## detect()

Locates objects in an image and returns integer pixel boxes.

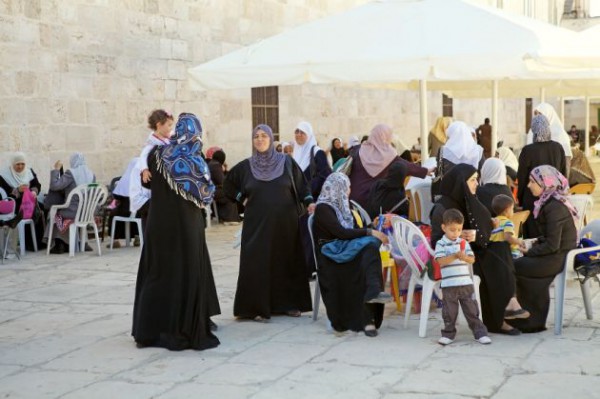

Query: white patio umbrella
[188,0,582,159]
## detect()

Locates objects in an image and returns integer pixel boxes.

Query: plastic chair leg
[404,274,417,329]
[29,222,37,252]
[135,220,143,248]
[580,279,594,320]
[18,222,25,256]
[419,277,435,338]
[92,225,101,256]
[312,276,320,321]
[554,268,567,335]
[69,225,77,257]
[390,264,402,312]
[124,222,131,247]
[110,218,117,250]
[79,226,87,253]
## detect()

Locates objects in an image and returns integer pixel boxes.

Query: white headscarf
[442,121,483,169]
[0,152,34,188]
[292,121,321,171]
[69,153,95,186]
[497,147,518,171]
[526,102,572,157]
[480,158,507,185]
[112,158,138,197]
[348,136,360,149]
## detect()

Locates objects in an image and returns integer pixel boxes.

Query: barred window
[251,86,279,141]
[442,93,453,117]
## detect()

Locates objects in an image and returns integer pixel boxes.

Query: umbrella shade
[189,0,579,91]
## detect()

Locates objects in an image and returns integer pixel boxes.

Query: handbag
[20,188,36,219]
[286,159,307,217]
[575,260,600,284]
[430,146,447,198]
[321,236,381,263]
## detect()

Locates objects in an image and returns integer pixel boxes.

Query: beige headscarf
[430,116,453,144]
[358,124,397,177]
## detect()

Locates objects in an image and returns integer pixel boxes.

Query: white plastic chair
[350,200,372,226]
[570,194,593,231]
[110,211,143,250]
[46,184,108,257]
[0,195,18,263]
[553,244,600,335]
[410,183,434,224]
[391,216,481,338]
[307,214,322,321]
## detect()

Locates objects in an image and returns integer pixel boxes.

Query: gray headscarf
[249,124,286,181]
[317,173,354,229]
[69,153,95,186]
[531,114,552,143]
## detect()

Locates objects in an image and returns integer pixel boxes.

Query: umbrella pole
[539,87,546,103]
[559,97,565,125]
[419,79,428,162]
[491,80,498,156]
[585,96,591,156]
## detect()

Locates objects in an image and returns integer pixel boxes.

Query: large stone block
[167,59,186,80]
[14,71,37,95]
[68,101,87,124]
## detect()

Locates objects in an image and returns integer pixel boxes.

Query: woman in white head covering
[292,121,331,197]
[442,121,484,170]
[0,152,41,207]
[44,153,96,254]
[477,158,514,215]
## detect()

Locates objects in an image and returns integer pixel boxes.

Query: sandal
[286,309,302,317]
[504,308,530,320]
[364,325,378,337]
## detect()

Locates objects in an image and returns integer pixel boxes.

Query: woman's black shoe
[49,240,66,255]
[497,327,521,336]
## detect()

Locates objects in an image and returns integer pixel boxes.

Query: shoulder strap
[309,145,317,179]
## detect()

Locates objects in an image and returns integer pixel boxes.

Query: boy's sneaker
[438,337,454,345]
[477,336,492,345]
[366,292,394,304]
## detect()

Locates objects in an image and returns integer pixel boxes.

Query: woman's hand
[371,229,389,244]
[17,184,28,193]
[307,203,316,214]
[142,169,152,183]
[461,230,476,242]
[54,160,63,170]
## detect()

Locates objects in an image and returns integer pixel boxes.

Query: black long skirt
[476,242,516,333]
[317,241,384,332]
[507,252,566,333]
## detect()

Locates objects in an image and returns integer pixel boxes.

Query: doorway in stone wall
[252,86,280,141]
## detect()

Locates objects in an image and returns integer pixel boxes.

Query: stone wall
[0,0,557,189]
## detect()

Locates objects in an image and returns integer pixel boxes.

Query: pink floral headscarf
[530,165,578,228]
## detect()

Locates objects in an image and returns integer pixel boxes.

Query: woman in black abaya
[132,113,220,351]
[225,124,313,320]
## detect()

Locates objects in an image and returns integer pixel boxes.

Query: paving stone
[0,369,102,399]
[117,356,225,384]
[493,373,600,398]
[195,362,291,386]
[61,380,174,399]
[156,382,260,399]
[521,337,600,375]
[228,341,330,368]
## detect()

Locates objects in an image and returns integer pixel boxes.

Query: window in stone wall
[525,98,533,132]
[442,93,453,117]
[252,86,280,141]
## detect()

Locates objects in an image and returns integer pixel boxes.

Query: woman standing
[428,116,453,157]
[225,124,313,320]
[293,121,331,198]
[517,114,566,238]
[510,165,578,333]
[526,103,572,169]
[314,173,390,337]
[348,124,429,209]
[132,113,220,351]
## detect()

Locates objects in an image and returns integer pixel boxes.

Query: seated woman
[313,173,390,337]
[476,158,513,216]
[0,152,43,250]
[366,162,408,219]
[508,165,578,333]
[44,153,96,254]
[208,150,240,225]
[569,145,595,188]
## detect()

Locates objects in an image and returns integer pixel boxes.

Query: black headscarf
[330,138,347,165]
[438,163,492,248]
[367,161,407,217]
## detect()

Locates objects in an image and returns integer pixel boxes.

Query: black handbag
[575,259,600,284]
[286,159,307,217]
[430,146,445,198]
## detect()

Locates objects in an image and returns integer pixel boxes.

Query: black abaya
[313,204,384,332]
[224,157,312,318]
[132,148,220,351]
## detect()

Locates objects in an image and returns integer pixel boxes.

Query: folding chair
[509,210,530,238]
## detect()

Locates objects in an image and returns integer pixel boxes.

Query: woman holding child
[509,165,578,333]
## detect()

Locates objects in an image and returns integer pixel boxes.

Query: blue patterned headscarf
[156,113,215,207]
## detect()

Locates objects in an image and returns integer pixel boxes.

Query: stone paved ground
[2,159,600,398]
